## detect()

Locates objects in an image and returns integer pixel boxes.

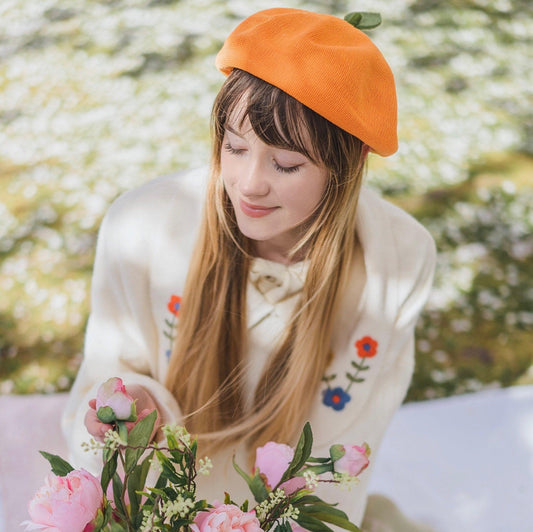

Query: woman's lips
[239,199,278,218]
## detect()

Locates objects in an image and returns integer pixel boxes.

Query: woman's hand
[84,384,161,442]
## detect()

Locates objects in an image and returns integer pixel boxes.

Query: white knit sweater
[62,166,436,526]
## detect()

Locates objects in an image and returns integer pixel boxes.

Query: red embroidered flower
[167,295,182,316]
[355,336,378,358]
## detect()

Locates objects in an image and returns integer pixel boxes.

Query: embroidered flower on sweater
[321,335,378,411]
[322,387,351,411]
[355,335,378,358]
[167,295,182,316]
[164,295,181,360]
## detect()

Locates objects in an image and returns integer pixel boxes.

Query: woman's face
[220,114,328,264]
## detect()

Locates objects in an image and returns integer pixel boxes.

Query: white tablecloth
[1,386,532,531]
[368,386,533,531]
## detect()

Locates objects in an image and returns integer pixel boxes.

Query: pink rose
[334,444,370,477]
[254,442,305,494]
[96,377,137,422]
[191,503,262,532]
[25,469,103,532]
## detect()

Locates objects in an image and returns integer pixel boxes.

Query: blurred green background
[0,0,531,399]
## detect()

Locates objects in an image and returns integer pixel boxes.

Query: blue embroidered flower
[322,387,351,411]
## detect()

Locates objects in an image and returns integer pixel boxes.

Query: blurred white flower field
[0,0,531,398]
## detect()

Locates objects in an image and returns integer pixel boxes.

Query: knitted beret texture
[216,8,398,156]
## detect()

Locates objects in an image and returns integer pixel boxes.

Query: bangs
[212,69,365,184]
[214,69,323,164]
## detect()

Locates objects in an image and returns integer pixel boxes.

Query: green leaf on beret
[344,12,382,30]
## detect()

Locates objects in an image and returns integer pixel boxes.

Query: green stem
[117,451,134,532]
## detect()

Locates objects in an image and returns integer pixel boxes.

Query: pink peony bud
[96,377,137,422]
[334,443,370,477]
[25,469,103,532]
[191,503,262,532]
[254,442,306,494]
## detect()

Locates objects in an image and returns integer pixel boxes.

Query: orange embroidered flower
[355,336,378,358]
[167,295,182,316]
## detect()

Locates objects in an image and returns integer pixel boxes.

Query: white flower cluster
[280,503,300,521]
[103,428,127,452]
[149,454,163,474]
[159,495,195,520]
[333,472,361,491]
[81,437,104,455]
[198,456,213,476]
[162,423,192,451]
[303,470,319,490]
[255,488,299,522]
[140,509,162,532]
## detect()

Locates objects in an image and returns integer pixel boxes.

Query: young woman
[62,8,436,529]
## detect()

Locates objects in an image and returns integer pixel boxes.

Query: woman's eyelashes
[273,160,300,174]
[223,142,301,174]
[223,142,246,156]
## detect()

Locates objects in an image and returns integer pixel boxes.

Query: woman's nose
[238,160,269,197]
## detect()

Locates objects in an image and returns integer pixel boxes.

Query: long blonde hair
[165,69,367,452]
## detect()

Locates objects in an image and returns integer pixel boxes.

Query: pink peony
[25,469,103,532]
[254,442,306,494]
[96,377,136,422]
[191,503,262,532]
[334,444,370,477]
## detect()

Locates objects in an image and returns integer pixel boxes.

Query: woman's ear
[361,144,370,160]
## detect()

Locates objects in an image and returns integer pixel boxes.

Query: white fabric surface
[1,386,531,531]
[368,385,533,532]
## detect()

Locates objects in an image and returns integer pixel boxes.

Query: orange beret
[216,8,398,157]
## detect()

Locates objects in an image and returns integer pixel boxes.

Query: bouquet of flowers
[24,378,370,532]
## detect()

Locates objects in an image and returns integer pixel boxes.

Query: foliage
[35,418,364,531]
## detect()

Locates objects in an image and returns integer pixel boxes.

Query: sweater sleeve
[61,190,182,475]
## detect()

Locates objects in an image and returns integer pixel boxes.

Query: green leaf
[91,507,105,530]
[232,456,269,503]
[112,473,128,520]
[39,451,75,476]
[304,506,360,531]
[295,512,335,532]
[350,361,369,371]
[307,456,330,463]
[344,11,382,30]
[124,409,157,473]
[109,522,128,532]
[274,521,293,532]
[127,451,154,518]
[100,450,118,492]
[291,494,324,505]
[279,422,313,485]
[301,463,332,476]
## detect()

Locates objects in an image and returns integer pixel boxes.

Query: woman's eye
[223,143,246,155]
[273,160,300,174]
